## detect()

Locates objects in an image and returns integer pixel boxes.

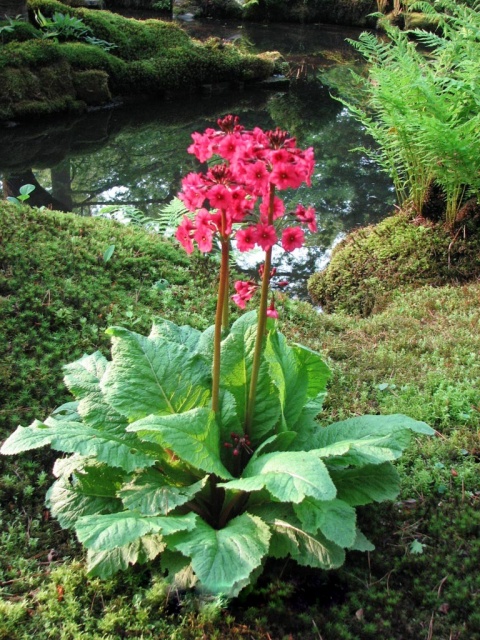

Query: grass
[1,202,479,639]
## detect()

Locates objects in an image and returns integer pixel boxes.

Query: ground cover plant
[0,200,479,637]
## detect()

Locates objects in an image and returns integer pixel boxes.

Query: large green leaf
[76,511,196,552]
[127,408,233,480]
[101,326,210,420]
[150,318,202,353]
[63,352,128,432]
[220,323,280,445]
[46,465,124,529]
[264,331,308,431]
[168,513,270,597]
[270,517,345,569]
[331,462,400,506]
[1,419,157,472]
[86,534,165,578]
[220,451,336,504]
[294,498,357,548]
[119,470,207,515]
[312,414,434,466]
[293,343,331,402]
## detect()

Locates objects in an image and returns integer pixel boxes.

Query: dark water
[0,19,394,297]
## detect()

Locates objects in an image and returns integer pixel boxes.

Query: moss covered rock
[308,213,480,316]
[0,0,276,120]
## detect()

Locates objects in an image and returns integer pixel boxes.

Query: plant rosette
[0,116,434,598]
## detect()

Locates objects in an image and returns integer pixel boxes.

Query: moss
[0,39,62,69]
[0,20,39,44]
[307,212,480,315]
[72,69,111,104]
[28,0,192,60]
[0,201,205,438]
[0,1,276,120]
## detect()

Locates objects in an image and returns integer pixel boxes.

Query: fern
[341,2,480,225]
[96,198,189,236]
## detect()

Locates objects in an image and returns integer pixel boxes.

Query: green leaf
[101,326,210,420]
[294,498,357,548]
[349,528,375,552]
[264,331,308,431]
[270,518,345,569]
[220,323,280,445]
[46,466,124,529]
[127,408,233,480]
[1,419,157,473]
[76,511,196,552]
[220,451,336,504]
[312,414,434,466]
[331,462,400,506]
[168,513,270,597]
[103,244,115,263]
[150,318,202,353]
[63,352,127,432]
[1,421,55,455]
[293,342,331,401]
[86,534,165,578]
[119,470,207,515]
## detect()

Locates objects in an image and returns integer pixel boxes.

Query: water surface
[0,20,394,296]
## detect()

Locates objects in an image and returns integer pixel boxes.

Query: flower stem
[212,229,230,413]
[244,184,275,438]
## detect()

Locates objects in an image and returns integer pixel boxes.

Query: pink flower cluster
[176,116,316,253]
[175,115,317,310]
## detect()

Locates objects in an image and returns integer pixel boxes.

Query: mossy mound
[0,1,276,120]
[0,202,219,438]
[307,212,480,315]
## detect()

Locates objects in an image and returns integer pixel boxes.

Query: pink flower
[269,162,303,190]
[175,216,195,254]
[231,280,257,309]
[207,184,232,211]
[266,296,279,319]
[259,195,285,222]
[244,161,269,194]
[194,227,213,253]
[255,223,278,251]
[281,226,305,252]
[295,205,317,233]
[236,226,258,252]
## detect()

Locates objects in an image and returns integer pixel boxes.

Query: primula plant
[1,116,434,597]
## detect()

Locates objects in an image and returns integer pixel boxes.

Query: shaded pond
[0,19,395,297]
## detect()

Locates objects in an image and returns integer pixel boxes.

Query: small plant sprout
[7,183,35,205]
[0,116,434,598]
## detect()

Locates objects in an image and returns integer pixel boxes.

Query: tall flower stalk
[176,115,316,457]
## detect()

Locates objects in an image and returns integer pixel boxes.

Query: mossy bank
[308,212,480,316]
[0,0,277,121]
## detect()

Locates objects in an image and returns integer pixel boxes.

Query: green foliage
[342,0,480,225]
[308,212,480,315]
[1,302,433,595]
[6,183,35,205]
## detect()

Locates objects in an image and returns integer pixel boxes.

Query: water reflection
[0,23,394,296]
